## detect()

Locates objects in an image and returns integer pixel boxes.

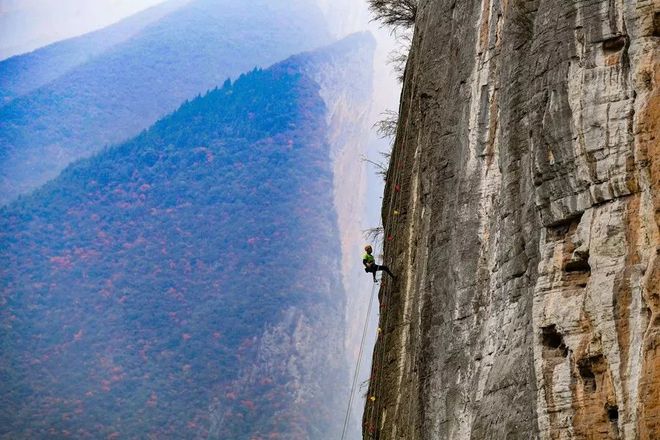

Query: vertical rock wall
[364,1,658,439]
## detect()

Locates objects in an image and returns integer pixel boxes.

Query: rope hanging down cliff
[340,281,378,440]
[365,119,407,437]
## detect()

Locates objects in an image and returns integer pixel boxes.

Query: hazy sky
[0,0,399,68]
[0,0,167,59]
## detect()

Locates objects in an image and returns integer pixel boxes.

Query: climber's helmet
[364,245,373,254]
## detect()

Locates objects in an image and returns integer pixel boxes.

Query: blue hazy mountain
[0,0,190,105]
[0,33,376,438]
[0,0,331,204]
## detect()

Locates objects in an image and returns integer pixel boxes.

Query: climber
[363,245,395,283]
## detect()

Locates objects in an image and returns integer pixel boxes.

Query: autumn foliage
[1,65,343,438]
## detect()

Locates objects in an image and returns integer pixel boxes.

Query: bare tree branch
[373,110,399,140]
[368,0,418,30]
[387,31,412,82]
[362,226,384,244]
[361,155,388,177]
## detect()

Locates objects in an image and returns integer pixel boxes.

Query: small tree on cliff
[368,0,417,30]
[369,0,417,83]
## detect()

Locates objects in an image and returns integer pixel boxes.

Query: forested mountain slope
[0,0,331,204]
[0,33,376,438]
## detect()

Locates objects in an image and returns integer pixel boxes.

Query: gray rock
[364,1,658,438]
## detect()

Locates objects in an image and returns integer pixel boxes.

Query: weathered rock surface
[364,1,658,439]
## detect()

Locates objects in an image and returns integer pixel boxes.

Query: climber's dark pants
[366,265,394,281]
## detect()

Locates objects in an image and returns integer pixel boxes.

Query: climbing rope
[367,257,395,438]
[366,111,410,437]
[340,281,378,440]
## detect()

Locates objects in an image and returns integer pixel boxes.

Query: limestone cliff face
[364,1,658,439]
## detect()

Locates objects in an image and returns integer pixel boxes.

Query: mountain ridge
[1,33,376,439]
[0,0,191,105]
[0,0,332,205]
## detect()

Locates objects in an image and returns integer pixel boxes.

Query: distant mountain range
[0,0,332,204]
[0,34,376,438]
[0,0,168,60]
[0,0,190,104]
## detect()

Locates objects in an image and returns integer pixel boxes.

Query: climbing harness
[340,281,378,440]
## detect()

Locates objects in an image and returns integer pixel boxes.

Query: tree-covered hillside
[0,54,347,438]
[0,0,331,204]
